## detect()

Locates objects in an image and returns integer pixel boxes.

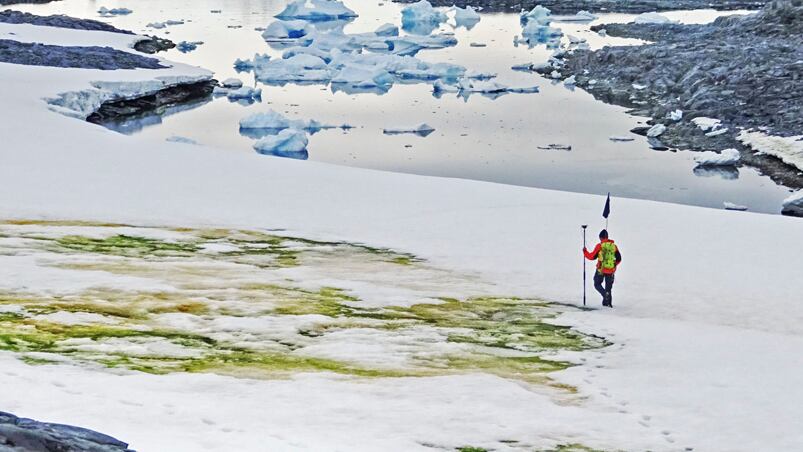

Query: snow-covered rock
[98,7,132,17]
[382,123,435,136]
[275,0,357,21]
[633,12,678,24]
[646,124,666,137]
[253,128,309,155]
[694,148,741,166]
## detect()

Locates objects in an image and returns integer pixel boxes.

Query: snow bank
[738,130,803,172]
[633,12,678,24]
[275,0,357,21]
[694,148,741,166]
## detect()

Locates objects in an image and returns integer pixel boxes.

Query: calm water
[11,1,795,214]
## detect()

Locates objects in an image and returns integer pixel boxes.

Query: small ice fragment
[552,10,597,22]
[723,202,748,211]
[706,128,729,137]
[694,148,740,166]
[647,124,666,137]
[275,0,357,21]
[433,80,459,93]
[668,109,683,121]
[262,20,312,41]
[470,42,487,47]
[176,41,203,53]
[222,78,244,88]
[633,12,678,24]
[782,190,803,217]
[692,117,722,132]
[564,75,576,86]
[227,86,262,100]
[451,5,481,28]
[375,23,399,36]
[597,28,607,37]
[383,123,435,136]
[210,9,222,13]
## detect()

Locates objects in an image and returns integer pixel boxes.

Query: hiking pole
[581,225,588,306]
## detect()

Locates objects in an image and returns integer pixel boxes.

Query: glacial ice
[226,86,262,100]
[694,148,741,166]
[253,128,309,155]
[177,41,203,53]
[275,0,358,21]
[551,11,597,22]
[262,20,314,41]
[451,5,481,29]
[98,7,132,17]
[633,12,678,25]
[375,23,399,37]
[519,6,562,46]
[401,0,447,34]
[222,78,243,88]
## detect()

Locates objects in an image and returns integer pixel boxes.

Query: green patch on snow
[547,444,608,452]
[457,447,487,452]
[55,234,200,257]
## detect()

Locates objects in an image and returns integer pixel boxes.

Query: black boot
[604,292,612,307]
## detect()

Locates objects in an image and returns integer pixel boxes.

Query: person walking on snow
[583,229,622,307]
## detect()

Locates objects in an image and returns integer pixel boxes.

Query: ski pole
[581,225,588,306]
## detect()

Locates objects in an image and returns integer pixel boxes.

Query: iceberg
[383,123,435,137]
[98,7,132,17]
[694,148,741,166]
[275,0,358,21]
[253,129,309,155]
[519,7,562,46]
[262,20,314,41]
[240,110,309,131]
[520,5,551,25]
[634,12,678,25]
[401,0,448,34]
[551,11,597,22]
[375,23,399,36]
[226,86,262,100]
[332,64,394,88]
[451,5,481,29]
[176,41,203,53]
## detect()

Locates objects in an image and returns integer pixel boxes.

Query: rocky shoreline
[0,411,132,451]
[393,0,767,13]
[537,0,802,191]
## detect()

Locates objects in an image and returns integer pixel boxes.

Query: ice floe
[694,148,741,166]
[275,0,358,21]
[633,12,678,24]
[450,5,481,29]
[401,0,447,35]
[226,86,262,100]
[253,128,310,158]
[382,123,435,136]
[519,6,562,46]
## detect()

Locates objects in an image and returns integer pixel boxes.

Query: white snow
[275,0,358,21]
[668,109,683,121]
[738,130,803,172]
[2,19,803,452]
[646,123,666,137]
[633,12,678,24]
[253,128,309,154]
[694,148,741,166]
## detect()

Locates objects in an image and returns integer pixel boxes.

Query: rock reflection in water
[693,165,740,180]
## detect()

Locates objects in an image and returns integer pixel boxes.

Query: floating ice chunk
[692,117,722,132]
[464,70,496,80]
[567,34,586,44]
[234,53,271,72]
[253,129,309,155]
[458,78,507,93]
[634,12,678,24]
[597,28,607,37]
[609,136,635,142]
[451,5,481,28]
[282,46,332,62]
[177,41,203,53]
[507,85,539,93]
[694,148,740,166]
[98,7,132,17]
[210,9,222,13]
[520,5,552,25]
[166,136,199,145]
[375,23,399,36]
[432,80,459,93]
[227,86,262,100]
[262,20,313,41]
[166,19,185,25]
[212,86,230,95]
[147,19,184,29]
[521,21,562,45]
[551,10,597,22]
[706,128,729,137]
[275,0,358,21]
[668,109,683,121]
[222,78,244,88]
[240,110,308,130]
[564,75,576,86]
[469,42,486,47]
[401,0,448,33]
[332,64,393,88]
[383,123,435,136]
[647,124,666,137]
[723,202,748,211]
[782,190,803,217]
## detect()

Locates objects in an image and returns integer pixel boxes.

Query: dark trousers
[593,271,615,304]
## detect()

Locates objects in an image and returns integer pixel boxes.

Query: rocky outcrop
[0,9,133,33]
[0,0,60,5]
[87,79,217,124]
[0,40,166,69]
[0,411,133,451]
[392,0,766,14]
[542,0,803,189]
[133,35,176,54]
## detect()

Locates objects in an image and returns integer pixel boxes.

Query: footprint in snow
[201,418,216,425]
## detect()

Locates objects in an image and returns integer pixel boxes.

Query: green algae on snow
[55,234,200,257]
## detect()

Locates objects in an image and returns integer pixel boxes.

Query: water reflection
[693,165,740,180]
[255,148,309,160]
[97,97,211,135]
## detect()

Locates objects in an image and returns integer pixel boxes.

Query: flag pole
[581,224,588,306]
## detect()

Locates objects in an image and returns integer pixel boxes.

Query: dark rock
[0,9,133,34]
[392,0,767,14]
[0,39,165,69]
[87,79,217,124]
[133,35,176,54]
[555,0,803,189]
[648,137,669,150]
[0,411,133,451]
[0,0,60,5]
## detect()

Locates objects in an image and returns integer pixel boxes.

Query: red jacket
[584,239,622,274]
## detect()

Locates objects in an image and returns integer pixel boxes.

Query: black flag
[602,193,611,219]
